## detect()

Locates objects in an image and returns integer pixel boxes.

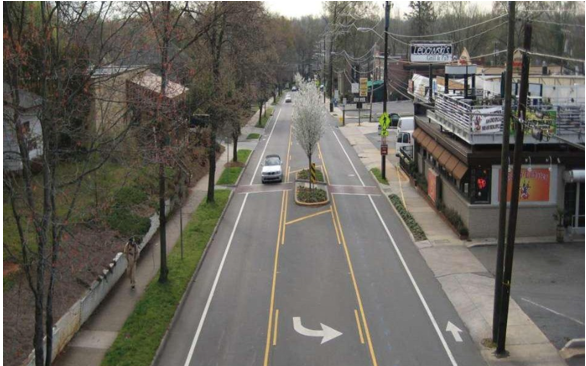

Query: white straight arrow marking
[292,317,342,344]
[446,321,463,342]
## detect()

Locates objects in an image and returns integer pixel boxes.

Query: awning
[427,139,438,154]
[452,162,468,180]
[420,134,432,148]
[413,129,423,140]
[438,148,452,165]
[564,169,585,183]
[431,145,446,161]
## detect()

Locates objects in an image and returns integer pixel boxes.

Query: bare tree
[3,2,140,364]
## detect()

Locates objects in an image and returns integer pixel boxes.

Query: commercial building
[400,64,584,239]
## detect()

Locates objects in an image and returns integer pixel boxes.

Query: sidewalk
[54,109,264,366]
[336,121,569,366]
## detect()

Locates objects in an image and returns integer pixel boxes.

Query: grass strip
[237,149,252,163]
[256,107,274,127]
[370,168,389,185]
[389,194,427,241]
[246,133,261,140]
[217,150,251,185]
[102,190,231,366]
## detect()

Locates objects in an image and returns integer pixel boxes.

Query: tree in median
[292,74,328,189]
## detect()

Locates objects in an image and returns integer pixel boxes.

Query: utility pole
[381,1,390,181]
[493,1,515,344]
[329,31,335,112]
[496,19,532,356]
[323,38,326,104]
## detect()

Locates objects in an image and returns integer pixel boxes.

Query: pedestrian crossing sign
[379,112,390,130]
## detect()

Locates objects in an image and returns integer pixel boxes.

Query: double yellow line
[263,122,292,365]
[321,142,379,366]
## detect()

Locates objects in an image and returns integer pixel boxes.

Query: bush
[436,203,469,237]
[106,206,151,237]
[297,187,327,203]
[297,168,325,183]
[114,186,148,208]
[389,194,427,241]
[414,172,427,192]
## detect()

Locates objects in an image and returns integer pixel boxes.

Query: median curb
[150,189,235,366]
[293,181,330,206]
[560,338,585,360]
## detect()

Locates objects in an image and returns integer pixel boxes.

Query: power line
[386,14,507,39]
[520,49,586,63]
[452,21,508,45]
[530,18,585,28]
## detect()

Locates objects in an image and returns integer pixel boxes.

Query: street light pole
[323,38,326,104]
[382,1,390,181]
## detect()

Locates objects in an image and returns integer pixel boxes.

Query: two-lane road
[154,95,486,366]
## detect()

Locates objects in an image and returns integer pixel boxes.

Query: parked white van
[395,130,414,158]
[397,116,414,135]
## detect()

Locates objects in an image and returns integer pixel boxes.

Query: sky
[264,1,493,19]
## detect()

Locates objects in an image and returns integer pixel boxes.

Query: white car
[261,155,283,183]
[285,94,292,103]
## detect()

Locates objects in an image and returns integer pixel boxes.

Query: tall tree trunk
[308,155,312,190]
[232,133,238,163]
[258,101,263,126]
[207,129,217,203]
[158,2,171,283]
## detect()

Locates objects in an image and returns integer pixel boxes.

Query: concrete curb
[368,170,419,244]
[293,181,330,207]
[560,338,585,360]
[150,189,235,366]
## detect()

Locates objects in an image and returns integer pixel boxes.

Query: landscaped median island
[216,149,252,185]
[370,167,389,185]
[294,168,329,206]
[389,194,427,241]
[102,190,230,366]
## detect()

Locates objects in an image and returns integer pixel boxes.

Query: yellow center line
[264,191,286,366]
[281,190,289,245]
[272,309,280,346]
[332,194,379,366]
[317,143,330,184]
[354,309,365,344]
[285,208,332,225]
[321,139,378,366]
[330,209,341,245]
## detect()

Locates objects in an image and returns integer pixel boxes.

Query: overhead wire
[386,14,508,38]
[530,18,585,28]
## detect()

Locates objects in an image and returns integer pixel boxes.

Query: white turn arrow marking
[292,317,342,344]
[446,321,463,342]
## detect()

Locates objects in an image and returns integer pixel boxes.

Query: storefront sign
[410,43,453,63]
[471,107,503,134]
[498,168,550,202]
[427,168,439,203]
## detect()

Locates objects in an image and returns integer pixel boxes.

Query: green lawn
[246,133,261,140]
[216,150,251,185]
[102,190,231,366]
[256,107,274,127]
[370,168,389,185]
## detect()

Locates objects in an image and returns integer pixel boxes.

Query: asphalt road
[471,243,585,351]
[154,95,486,366]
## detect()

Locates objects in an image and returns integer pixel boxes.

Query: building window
[470,168,491,204]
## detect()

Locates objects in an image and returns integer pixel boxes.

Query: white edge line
[238,189,292,195]
[367,194,458,366]
[331,193,380,196]
[183,193,249,366]
[521,297,584,325]
[331,129,365,187]
[331,112,456,364]
[249,108,282,185]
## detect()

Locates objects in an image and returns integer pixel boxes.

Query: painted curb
[150,189,235,366]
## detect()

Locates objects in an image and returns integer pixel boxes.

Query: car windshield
[265,157,280,166]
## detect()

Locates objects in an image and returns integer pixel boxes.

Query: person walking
[123,237,140,289]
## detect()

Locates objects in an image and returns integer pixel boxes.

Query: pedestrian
[124,237,140,289]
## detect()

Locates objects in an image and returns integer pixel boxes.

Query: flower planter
[294,181,330,206]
